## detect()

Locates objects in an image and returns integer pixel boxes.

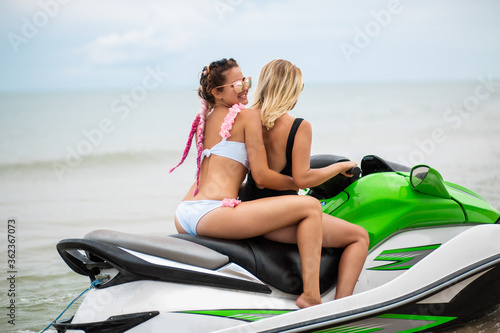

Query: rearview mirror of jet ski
[410,165,451,199]
[52,154,500,333]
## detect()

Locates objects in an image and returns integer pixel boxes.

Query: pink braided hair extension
[193,99,208,195]
[169,113,200,173]
[169,98,209,196]
[170,100,206,173]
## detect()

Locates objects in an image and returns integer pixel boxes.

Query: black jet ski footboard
[53,311,159,333]
[56,238,271,293]
[173,235,344,295]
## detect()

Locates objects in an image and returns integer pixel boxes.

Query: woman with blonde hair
[171,58,324,308]
[240,59,369,299]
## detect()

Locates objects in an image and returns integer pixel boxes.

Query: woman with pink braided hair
[170,58,324,308]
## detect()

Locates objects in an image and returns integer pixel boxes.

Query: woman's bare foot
[296,293,322,309]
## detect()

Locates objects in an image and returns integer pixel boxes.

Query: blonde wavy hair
[251,59,303,130]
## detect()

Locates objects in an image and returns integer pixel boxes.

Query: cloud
[71,1,210,66]
[81,30,152,65]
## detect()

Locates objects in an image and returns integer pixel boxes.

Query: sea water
[0,82,499,332]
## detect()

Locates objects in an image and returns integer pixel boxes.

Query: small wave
[0,149,185,173]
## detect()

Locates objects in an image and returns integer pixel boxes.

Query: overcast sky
[1,0,499,92]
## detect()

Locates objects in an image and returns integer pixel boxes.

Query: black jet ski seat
[308,154,410,199]
[84,229,229,269]
[308,155,360,199]
[174,234,343,295]
[79,230,343,295]
[361,155,410,176]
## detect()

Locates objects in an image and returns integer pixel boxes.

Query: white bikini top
[201,138,250,170]
[169,103,249,196]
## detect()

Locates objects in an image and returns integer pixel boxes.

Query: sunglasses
[215,77,252,93]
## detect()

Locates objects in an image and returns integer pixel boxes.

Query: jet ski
[53,155,500,333]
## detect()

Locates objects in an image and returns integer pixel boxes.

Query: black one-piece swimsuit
[239,118,304,201]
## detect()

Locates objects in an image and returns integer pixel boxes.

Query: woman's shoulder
[279,115,312,131]
[239,107,260,116]
[228,108,261,138]
[295,118,312,137]
[297,118,312,128]
[238,108,261,122]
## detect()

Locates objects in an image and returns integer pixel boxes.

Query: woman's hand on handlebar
[340,161,358,177]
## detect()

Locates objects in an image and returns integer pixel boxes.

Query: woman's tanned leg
[197,195,323,308]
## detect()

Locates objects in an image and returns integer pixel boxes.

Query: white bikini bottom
[175,199,240,235]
